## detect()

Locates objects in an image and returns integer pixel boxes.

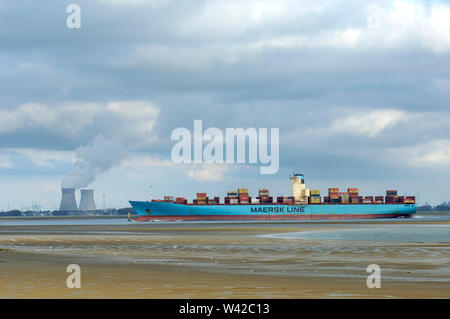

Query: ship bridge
[290,173,309,204]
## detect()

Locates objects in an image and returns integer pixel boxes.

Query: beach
[1,217,450,298]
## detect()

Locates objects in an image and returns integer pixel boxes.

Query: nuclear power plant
[79,189,97,211]
[59,188,78,211]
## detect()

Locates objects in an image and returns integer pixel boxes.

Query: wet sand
[1,219,450,298]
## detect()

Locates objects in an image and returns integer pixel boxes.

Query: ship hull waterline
[129,201,417,222]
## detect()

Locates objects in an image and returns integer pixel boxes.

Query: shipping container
[386,190,398,196]
[175,197,187,204]
[374,196,384,203]
[164,196,174,202]
[385,197,394,203]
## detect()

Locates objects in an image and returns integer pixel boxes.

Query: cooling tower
[59,188,78,211]
[79,189,97,211]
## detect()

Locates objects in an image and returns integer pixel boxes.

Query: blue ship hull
[129,201,417,221]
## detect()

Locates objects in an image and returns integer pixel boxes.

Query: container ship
[129,174,416,221]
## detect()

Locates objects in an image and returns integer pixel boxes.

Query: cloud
[110,0,450,76]
[123,155,175,168]
[284,108,414,142]
[96,0,171,7]
[0,101,159,148]
[247,1,450,53]
[6,148,74,167]
[329,109,411,138]
[187,163,231,181]
[0,0,450,207]
[0,103,99,136]
[391,139,450,167]
[0,154,12,168]
[181,0,296,37]
[0,148,73,176]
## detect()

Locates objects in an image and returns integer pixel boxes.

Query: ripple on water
[264,225,450,243]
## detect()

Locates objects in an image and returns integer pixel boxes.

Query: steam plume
[62,135,128,189]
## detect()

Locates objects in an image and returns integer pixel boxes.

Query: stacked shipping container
[374,196,384,204]
[238,188,250,204]
[226,191,239,204]
[385,190,398,204]
[309,190,321,204]
[258,189,272,204]
[348,188,359,203]
[276,196,294,204]
[196,192,207,205]
[328,188,340,203]
[340,192,349,203]
[175,197,187,204]
[164,196,174,203]
[161,187,415,206]
[404,196,416,204]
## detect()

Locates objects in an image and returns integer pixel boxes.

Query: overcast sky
[1,0,449,210]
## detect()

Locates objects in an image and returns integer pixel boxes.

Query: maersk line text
[250,206,305,213]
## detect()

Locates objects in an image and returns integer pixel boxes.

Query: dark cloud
[0,0,449,208]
